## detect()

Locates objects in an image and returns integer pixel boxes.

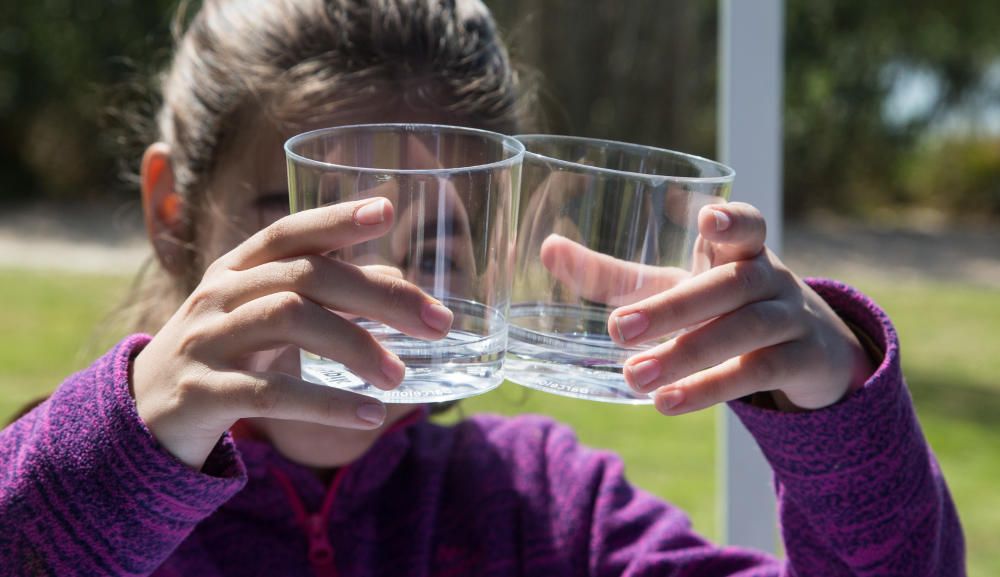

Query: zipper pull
[306,513,335,567]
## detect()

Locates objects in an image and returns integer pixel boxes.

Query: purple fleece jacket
[0,280,964,576]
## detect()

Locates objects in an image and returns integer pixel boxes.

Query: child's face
[193,107,463,468]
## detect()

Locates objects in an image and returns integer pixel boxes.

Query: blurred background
[1,0,997,574]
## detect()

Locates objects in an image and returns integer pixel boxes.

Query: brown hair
[124,0,535,333]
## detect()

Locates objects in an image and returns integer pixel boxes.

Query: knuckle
[174,366,212,408]
[653,295,685,324]
[263,292,306,332]
[704,378,724,404]
[382,276,411,310]
[322,392,345,422]
[261,221,287,247]
[779,270,802,298]
[288,256,321,286]
[247,378,281,417]
[177,325,215,356]
[354,331,382,364]
[752,352,781,384]
[277,291,306,314]
[672,335,703,371]
[770,302,794,331]
[731,259,769,295]
[188,274,233,310]
[746,303,777,339]
[693,375,723,407]
[324,204,352,230]
[185,286,216,312]
[204,258,226,277]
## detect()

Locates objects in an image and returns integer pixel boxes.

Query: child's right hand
[131,198,453,470]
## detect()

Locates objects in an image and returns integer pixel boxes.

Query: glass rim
[514,133,735,184]
[284,123,525,175]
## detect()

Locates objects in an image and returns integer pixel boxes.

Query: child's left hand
[546,202,874,414]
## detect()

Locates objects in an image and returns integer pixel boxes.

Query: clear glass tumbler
[507,135,734,403]
[285,124,524,403]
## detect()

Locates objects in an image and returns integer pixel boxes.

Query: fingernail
[614,312,649,342]
[658,388,685,412]
[381,353,406,384]
[420,301,454,333]
[626,358,661,389]
[712,209,731,232]
[356,402,386,425]
[354,199,387,225]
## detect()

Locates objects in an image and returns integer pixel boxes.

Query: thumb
[695,202,767,267]
[540,234,688,306]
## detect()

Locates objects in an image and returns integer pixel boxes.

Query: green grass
[1,268,997,575]
[0,269,128,421]
[853,281,1000,577]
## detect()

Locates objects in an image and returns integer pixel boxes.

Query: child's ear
[141,143,186,276]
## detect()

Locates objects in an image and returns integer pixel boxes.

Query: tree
[3,0,999,219]
[783,0,1000,216]
[0,0,175,204]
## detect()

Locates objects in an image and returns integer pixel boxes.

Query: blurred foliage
[902,137,1000,214]
[489,0,719,156]
[2,0,1000,219]
[784,0,1000,217]
[0,0,175,203]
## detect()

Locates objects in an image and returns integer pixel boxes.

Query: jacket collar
[226,407,429,519]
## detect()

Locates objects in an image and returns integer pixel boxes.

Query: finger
[696,202,767,265]
[608,252,788,346]
[219,255,453,339]
[652,340,814,415]
[362,264,404,279]
[221,197,395,271]
[623,300,803,393]
[336,264,403,323]
[209,292,407,390]
[539,234,688,306]
[214,370,388,429]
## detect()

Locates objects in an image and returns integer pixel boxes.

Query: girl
[0,0,963,575]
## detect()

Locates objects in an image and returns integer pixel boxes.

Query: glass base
[300,298,506,404]
[504,302,654,404]
[504,357,653,404]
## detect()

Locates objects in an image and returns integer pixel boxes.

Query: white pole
[717,0,784,553]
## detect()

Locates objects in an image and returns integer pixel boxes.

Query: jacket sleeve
[528,419,780,577]
[0,335,247,577]
[533,280,963,576]
[726,278,965,576]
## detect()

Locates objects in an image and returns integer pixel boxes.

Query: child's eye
[417,252,458,274]
[401,248,460,275]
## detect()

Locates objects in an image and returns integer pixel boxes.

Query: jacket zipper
[266,409,426,577]
[305,512,336,569]
[270,464,347,577]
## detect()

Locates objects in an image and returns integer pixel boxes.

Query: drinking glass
[285,124,524,403]
[507,135,734,403]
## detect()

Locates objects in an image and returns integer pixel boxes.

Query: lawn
[1,267,997,575]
